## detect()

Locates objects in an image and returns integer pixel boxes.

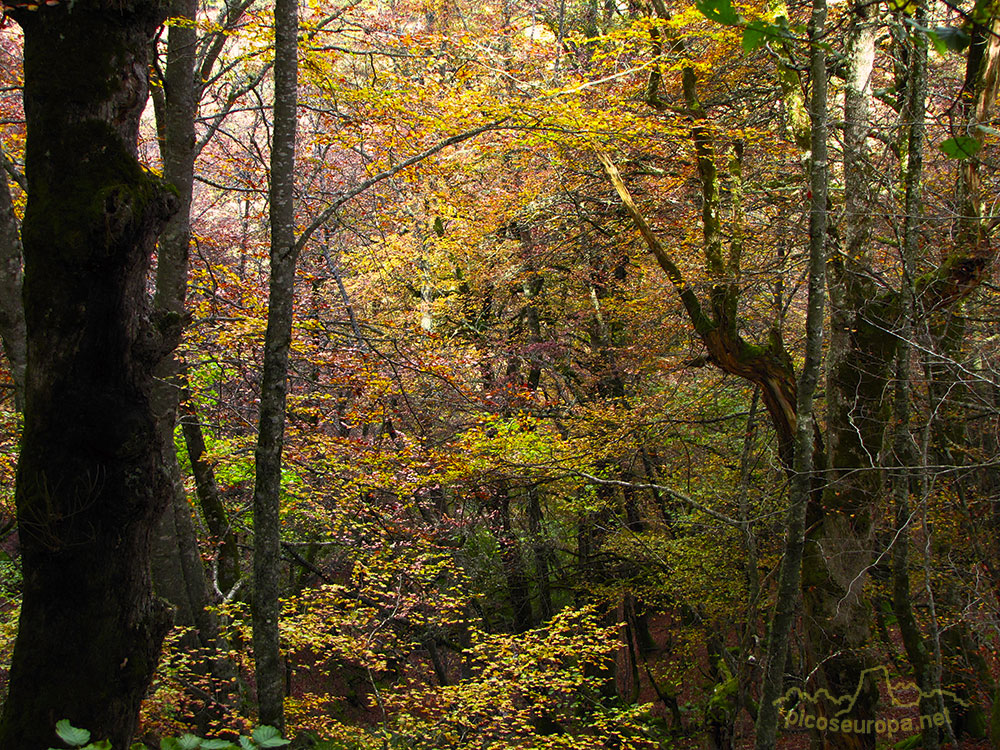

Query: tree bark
[252,0,298,730]
[794,9,882,747]
[147,0,241,725]
[754,0,828,743]
[0,3,177,747]
[0,147,25,411]
[890,17,943,749]
[179,387,240,597]
[148,0,208,638]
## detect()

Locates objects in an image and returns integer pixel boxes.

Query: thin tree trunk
[148,0,209,649]
[495,481,534,633]
[890,16,941,750]
[252,0,298,730]
[147,0,242,725]
[0,145,25,411]
[526,484,554,622]
[179,384,241,597]
[754,0,828,743]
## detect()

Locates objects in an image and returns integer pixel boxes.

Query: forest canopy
[0,0,998,747]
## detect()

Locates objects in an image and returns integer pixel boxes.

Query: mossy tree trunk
[0,3,177,749]
[795,9,883,742]
[890,15,943,749]
[754,0,828,742]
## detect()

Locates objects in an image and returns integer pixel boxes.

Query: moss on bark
[0,4,176,749]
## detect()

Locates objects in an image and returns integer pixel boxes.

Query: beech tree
[1,0,999,747]
[252,0,298,730]
[0,1,177,747]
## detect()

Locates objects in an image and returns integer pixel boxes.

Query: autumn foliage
[1,0,999,747]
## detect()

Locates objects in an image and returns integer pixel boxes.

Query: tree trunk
[891,17,942,749]
[526,484,554,622]
[0,147,25,411]
[754,0,828,741]
[796,9,882,747]
[252,0,298,730]
[0,3,176,747]
[148,0,209,649]
[179,387,241,597]
[495,481,534,633]
[147,0,241,725]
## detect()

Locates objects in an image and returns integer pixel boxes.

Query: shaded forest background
[0,0,999,746]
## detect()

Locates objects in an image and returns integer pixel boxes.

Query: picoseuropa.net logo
[775,666,967,739]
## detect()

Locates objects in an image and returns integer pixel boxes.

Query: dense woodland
[0,0,998,747]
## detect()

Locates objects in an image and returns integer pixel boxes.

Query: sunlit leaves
[741,16,795,53]
[384,607,659,749]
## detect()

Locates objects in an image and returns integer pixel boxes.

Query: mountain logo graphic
[774,666,967,737]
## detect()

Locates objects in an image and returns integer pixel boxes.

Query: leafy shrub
[49,720,290,750]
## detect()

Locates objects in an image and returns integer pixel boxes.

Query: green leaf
[694,0,741,26]
[741,20,775,52]
[161,739,182,750]
[887,0,918,13]
[971,0,993,24]
[925,28,948,56]
[238,738,255,750]
[932,25,971,52]
[940,136,982,159]
[55,721,91,748]
[178,735,203,750]
[251,727,291,748]
[200,741,239,750]
[86,742,112,750]
[906,18,970,55]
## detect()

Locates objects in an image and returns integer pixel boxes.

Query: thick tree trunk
[795,10,882,747]
[252,0,298,730]
[0,4,176,748]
